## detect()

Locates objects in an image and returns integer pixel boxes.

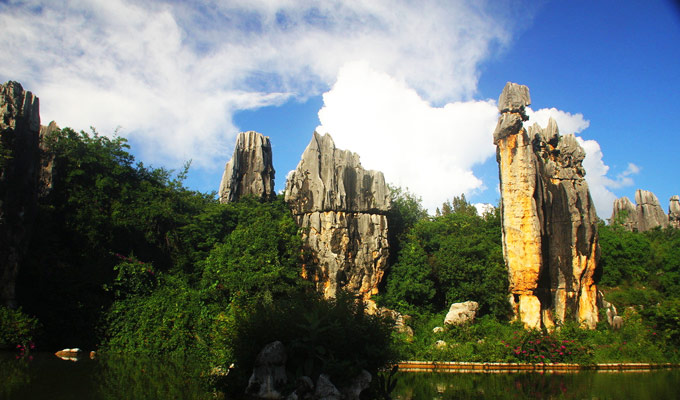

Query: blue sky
[1,0,678,218]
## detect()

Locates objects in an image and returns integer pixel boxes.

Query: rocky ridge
[610,189,675,231]
[284,132,390,300]
[218,130,275,203]
[494,82,600,329]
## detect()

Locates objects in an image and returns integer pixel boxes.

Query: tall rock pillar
[669,195,680,229]
[284,132,390,300]
[219,131,275,203]
[494,82,600,329]
[0,81,41,308]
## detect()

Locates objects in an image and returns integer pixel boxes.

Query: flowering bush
[0,306,40,352]
[502,329,593,364]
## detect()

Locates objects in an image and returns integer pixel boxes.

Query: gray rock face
[0,81,41,308]
[495,82,600,330]
[669,195,680,229]
[635,189,668,231]
[218,131,275,203]
[444,301,479,326]
[611,190,671,231]
[285,132,390,300]
[610,196,637,230]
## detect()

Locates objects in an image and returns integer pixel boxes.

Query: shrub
[0,306,40,351]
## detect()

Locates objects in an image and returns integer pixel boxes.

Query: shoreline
[396,361,680,373]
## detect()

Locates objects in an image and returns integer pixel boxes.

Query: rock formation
[494,82,600,329]
[669,195,680,229]
[284,132,390,300]
[610,189,671,231]
[218,131,275,203]
[444,301,479,326]
[0,81,43,308]
[635,189,668,231]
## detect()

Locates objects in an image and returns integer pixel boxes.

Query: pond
[2,352,680,399]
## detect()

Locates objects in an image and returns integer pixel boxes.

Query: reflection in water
[392,370,680,399]
[2,352,680,400]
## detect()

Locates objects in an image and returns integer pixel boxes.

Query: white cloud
[0,0,517,171]
[526,107,590,135]
[317,62,499,213]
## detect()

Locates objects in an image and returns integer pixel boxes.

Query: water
[391,369,680,399]
[3,352,680,399]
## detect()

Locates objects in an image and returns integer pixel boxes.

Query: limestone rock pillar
[219,131,275,203]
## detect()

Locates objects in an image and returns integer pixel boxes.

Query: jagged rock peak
[284,132,390,214]
[669,195,680,229]
[494,82,599,330]
[635,189,668,231]
[497,82,531,115]
[611,196,637,229]
[0,81,42,308]
[218,131,275,203]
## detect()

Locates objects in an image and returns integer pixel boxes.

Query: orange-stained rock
[495,82,600,329]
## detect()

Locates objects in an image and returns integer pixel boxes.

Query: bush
[0,306,40,351]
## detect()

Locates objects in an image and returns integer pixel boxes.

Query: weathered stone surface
[314,374,342,400]
[495,82,600,329]
[0,81,41,308]
[610,196,637,230]
[219,131,275,203]
[340,370,371,400]
[444,301,479,326]
[285,132,390,300]
[670,195,680,229]
[635,189,668,231]
[285,132,389,214]
[246,341,287,399]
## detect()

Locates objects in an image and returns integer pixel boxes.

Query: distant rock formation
[494,82,600,329]
[669,195,680,229]
[218,131,275,203]
[0,81,42,308]
[610,189,671,231]
[284,132,390,300]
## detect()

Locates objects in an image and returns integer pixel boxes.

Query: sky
[1,0,678,219]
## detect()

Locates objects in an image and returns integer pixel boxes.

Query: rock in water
[285,132,390,300]
[635,189,668,231]
[0,81,41,308]
[494,82,600,329]
[669,195,680,229]
[218,131,275,203]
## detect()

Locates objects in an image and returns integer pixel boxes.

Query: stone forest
[2,80,680,399]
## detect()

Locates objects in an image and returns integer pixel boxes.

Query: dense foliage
[380,195,509,319]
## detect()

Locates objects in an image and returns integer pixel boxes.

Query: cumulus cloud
[317,62,498,212]
[0,0,516,170]
[524,107,638,219]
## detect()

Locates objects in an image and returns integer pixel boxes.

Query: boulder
[314,374,342,400]
[245,341,287,399]
[494,82,600,329]
[340,370,372,400]
[444,301,479,326]
[285,132,390,300]
[218,131,275,203]
[669,195,680,229]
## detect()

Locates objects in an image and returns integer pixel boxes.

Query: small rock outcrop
[610,189,672,231]
[0,81,41,308]
[444,301,479,326]
[246,341,287,399]
[669,195,680,229]
[284,132,390,300]
[218,131,275,203]
[494,82,600,329]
